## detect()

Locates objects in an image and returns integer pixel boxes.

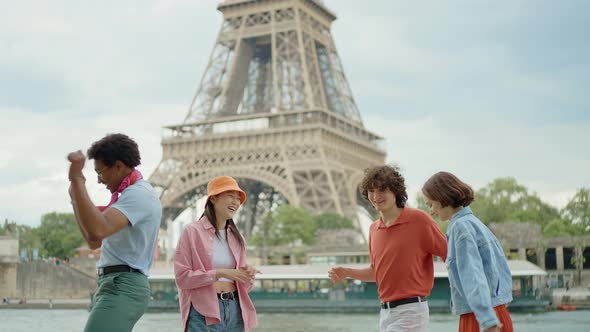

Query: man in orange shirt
[329,165,447,332]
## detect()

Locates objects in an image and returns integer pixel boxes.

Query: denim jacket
[446,207,513,331]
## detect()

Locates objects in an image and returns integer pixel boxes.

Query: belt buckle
[220,292,231,300]
[97,268,104,276]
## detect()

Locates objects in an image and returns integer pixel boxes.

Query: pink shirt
[174,217,257,331]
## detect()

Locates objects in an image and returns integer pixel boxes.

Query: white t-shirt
[212,230,237,282]
[96,179,162,275]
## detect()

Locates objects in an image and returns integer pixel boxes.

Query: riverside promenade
[551,287,590,310]
[3,287,590,311]
[0,298,90,310]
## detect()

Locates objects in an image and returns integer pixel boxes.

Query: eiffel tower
[150,0,386,238]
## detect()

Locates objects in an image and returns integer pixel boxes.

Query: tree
[572,237,588,286]
[37,212,84,258]
[542,219,584,237]
[562,188,590,232]
[250,205,316,264]
[250,205,316,259]
[250,211,283,262]
[470,177,562,228]
[270,205,315,246]
[251,212,283,247]
[17,225,42,260]
[313,212,354,230]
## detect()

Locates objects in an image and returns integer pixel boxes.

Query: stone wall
[0,235,19,299]
[17,261,96,300]
[0,236,19,258]
[0,263,17,298]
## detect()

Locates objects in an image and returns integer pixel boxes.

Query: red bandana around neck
[97,169,143,212]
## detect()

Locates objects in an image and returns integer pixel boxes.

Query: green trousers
[85,271,150,332]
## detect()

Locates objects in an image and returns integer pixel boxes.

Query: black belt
[217,291,239,301]
[97,265,141,276]
[380,296,427,309]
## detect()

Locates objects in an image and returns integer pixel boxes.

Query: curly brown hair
[359,165,407,208]
[422,171,474,208]
[87,133,141,168]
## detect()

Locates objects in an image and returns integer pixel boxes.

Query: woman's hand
[240,265,259,279]
[216,269,253,282]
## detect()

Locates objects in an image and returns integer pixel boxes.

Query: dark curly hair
[87,133,141,168]
[359,165,407,208]
[422,171,474,208]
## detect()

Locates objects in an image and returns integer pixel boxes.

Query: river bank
[0,298,89,310]
[3,287,589,312]
[2,310,590,332]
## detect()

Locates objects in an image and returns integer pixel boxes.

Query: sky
[1,0,589,227]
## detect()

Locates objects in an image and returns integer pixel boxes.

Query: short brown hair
[359,165,407,208]
[422,171,474,208]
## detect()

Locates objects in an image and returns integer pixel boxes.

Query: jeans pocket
[187,305,209,332]
[98,275,119,296]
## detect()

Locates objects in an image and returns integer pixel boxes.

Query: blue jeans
[187,299,244,332]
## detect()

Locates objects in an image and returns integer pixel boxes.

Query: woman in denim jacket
[422,172,513,332]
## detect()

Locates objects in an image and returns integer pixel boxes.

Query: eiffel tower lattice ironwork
[150,0,386,238]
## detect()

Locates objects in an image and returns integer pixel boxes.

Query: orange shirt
[369,207,447,302]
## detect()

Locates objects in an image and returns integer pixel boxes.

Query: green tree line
[249,206,355,263]
[416,177,590,237]
[3,212,84,260]
[250,206,354,247]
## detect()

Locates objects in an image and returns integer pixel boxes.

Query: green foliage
[17,225,41,259]
[562,188,590,232]
[470,177,562,227]
[543,219,585,237]
[251,208,358,264]
[36,212,84,258]
[313,212,354,230]
[250,212,283,248]
[250,205,316,248]
[543,188,590,237]
[273,205,316,246]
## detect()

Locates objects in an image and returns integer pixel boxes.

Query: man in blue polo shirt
[67,133,161,332]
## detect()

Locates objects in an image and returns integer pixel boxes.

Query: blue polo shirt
[96,179,161,275]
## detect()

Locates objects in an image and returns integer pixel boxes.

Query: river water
[1,310,588,331]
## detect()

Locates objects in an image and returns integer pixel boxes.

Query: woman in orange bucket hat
[174,176,258,331]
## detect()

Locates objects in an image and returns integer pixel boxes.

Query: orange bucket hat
[206,176,246,205]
